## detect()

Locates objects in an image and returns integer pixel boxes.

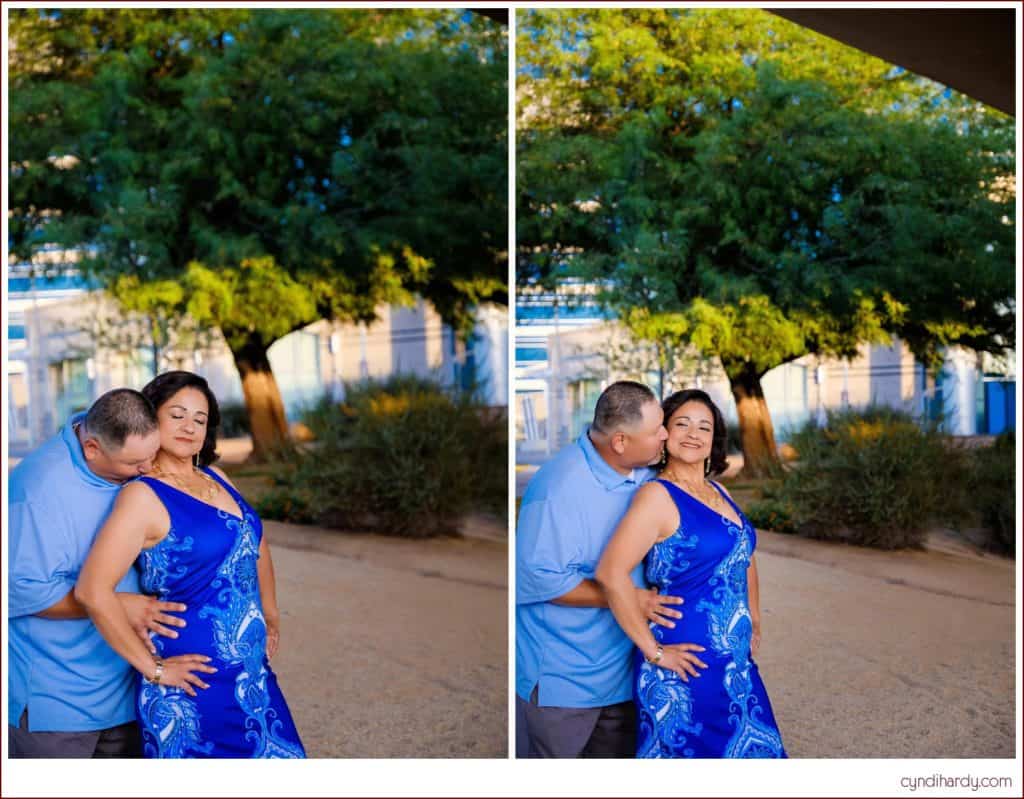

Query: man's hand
[118,593,187,654]
[636,587,684,628]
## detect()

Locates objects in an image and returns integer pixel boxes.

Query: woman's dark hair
[141,371,221,467]
[661,389,729,477]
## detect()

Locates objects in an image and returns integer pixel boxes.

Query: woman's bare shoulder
[117,477,160,505]
[632,479,678,512]
[635,478,672,500]
[112,478,169,540]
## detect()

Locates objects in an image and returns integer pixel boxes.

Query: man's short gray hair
[591,380,657,435]
[81,389,158,451]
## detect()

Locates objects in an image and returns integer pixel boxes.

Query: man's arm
[34,589,187,650]
[519,497,685,624]
[9,500,79,619]
[516,497,589,605]
[551,575,686,625]
[550,578,606,607]
[10,499,187,647]
[34,589,90,620]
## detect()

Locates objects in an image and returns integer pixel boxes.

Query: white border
[506,2,519,770]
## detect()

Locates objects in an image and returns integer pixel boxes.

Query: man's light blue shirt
[8,414,139,731]
[516,430,653,708]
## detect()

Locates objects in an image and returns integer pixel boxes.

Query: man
[9,388,188,758]
[516,380,684,758]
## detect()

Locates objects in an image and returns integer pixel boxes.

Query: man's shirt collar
[578,427,641,491]
[62,412,120,489]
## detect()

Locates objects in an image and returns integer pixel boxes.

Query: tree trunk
[229,333,290,462]
[726,362,781,479]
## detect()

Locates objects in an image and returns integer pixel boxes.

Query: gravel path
[263,521,507,758]
[257,512,1014,759]
[752,530,1015,758]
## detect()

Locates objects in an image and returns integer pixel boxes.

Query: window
[568,379,602,441]
[516,391,548,447]
[515,346,547,364]
[50,358,92,424]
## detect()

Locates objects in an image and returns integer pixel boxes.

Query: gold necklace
[662,468,727,514]
[150,463,220,503]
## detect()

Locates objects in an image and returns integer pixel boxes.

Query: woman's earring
[704,457,711,477]
[193,452,199,470]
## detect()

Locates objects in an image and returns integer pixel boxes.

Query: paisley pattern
[636,661,703,758]
[138,683,215,758]
[197,512,305,759]
[134,470,305,758]
[137,529,194,598]
[634,479,786,759]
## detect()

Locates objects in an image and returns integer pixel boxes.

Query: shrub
[296,393,351,441]
[774,406,966,549]
[254,484,316,525]
[745,495,797,534]
[262,377,507,537]
[966,432,1016,556]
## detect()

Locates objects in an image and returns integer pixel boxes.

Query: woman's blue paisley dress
[635,479,786,759]
[134,468,305,758]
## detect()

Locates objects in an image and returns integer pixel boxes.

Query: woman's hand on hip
[151,655,218,697]
[659,643,708,682]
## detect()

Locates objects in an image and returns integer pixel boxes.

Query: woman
[76,371,305,758]
[595,388,786,758]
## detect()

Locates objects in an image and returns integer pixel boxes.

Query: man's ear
[81,437,101,462]
[610,431,627,455]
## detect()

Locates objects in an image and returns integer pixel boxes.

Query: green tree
[10,8,507,458]
[518,8,1014,475]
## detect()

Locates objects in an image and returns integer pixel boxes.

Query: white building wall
[516,319,985,461]
[470,304,510,406]
[7,284,506,454]
[939,347,981,435]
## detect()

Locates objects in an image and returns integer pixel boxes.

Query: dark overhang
[770,9,1015,115]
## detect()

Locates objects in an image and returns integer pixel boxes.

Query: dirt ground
[748,530,1015,758]
[263,521,508,758]
[267,514,1013,759]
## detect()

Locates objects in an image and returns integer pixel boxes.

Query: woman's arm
[257,535,281,659]
[75,482,216,695]
[595,483,708,681]
[747,554,762,657]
